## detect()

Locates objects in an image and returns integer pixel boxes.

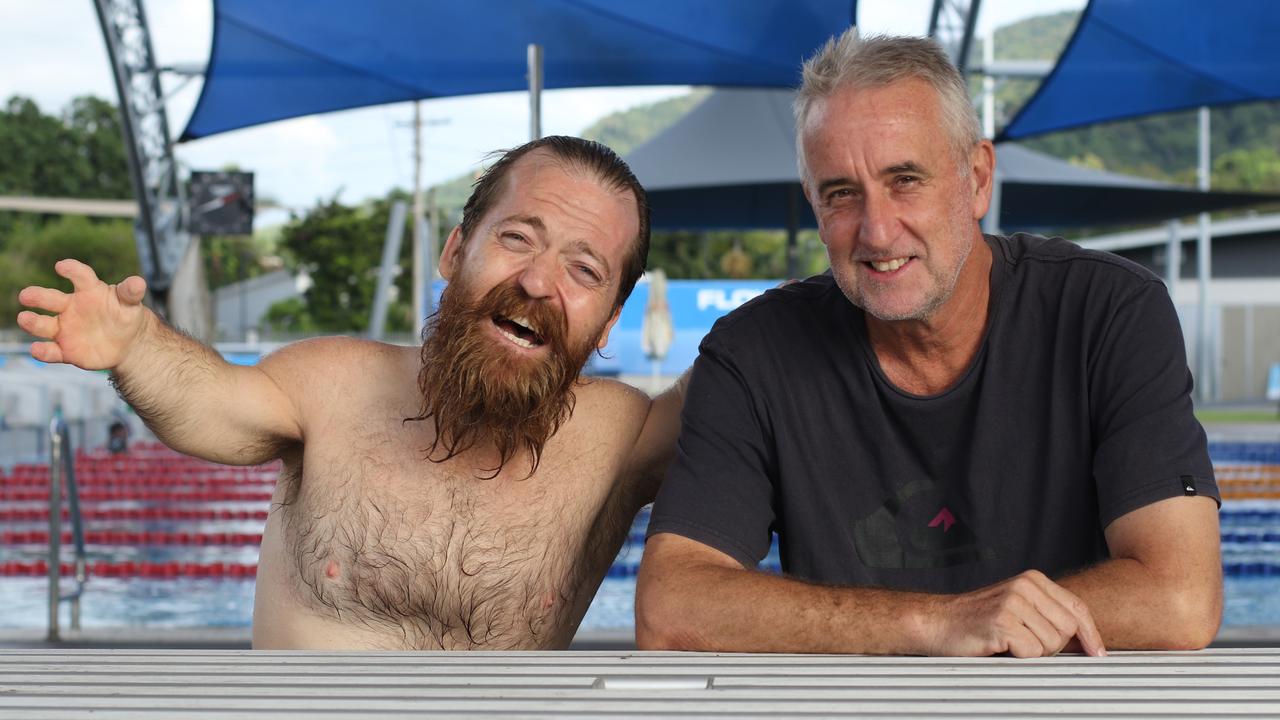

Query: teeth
[497,326,536,349]
[508,315,538,334]
[870,258,909,272]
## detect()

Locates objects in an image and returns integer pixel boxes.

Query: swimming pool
[2,442,1278,635]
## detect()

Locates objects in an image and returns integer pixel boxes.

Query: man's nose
[517,250,557,300]
[858,190,900,249]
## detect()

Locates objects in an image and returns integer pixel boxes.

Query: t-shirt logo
[852,479,996,570]
[928,507,957,532]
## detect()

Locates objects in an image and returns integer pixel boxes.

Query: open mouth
[492,314,546,349]
[865,257,914,274]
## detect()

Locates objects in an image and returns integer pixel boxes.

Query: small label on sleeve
[1181,475,1197,496]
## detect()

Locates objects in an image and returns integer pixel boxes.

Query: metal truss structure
[92,0,189,300]
[928,0,983,74]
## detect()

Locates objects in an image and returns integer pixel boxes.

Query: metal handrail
[47,413,88,642]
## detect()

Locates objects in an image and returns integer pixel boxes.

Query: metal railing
[47,412,88,641]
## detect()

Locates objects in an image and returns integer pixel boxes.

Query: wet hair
[458,136,650,307]
[794,30,982,183]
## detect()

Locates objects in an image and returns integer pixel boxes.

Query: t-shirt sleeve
[1089,278,1219,528]
[645,330,776,568]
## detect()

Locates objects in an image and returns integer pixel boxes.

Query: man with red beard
[17,136,682,650]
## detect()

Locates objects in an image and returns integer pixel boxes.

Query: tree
[646,228,826,280]
[0,95,131,201]
[271,193,415,333]
[0,215,138,328]
[1213,147,1280,192]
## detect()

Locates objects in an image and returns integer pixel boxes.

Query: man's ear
[970,140,996,221]
[438,226,464,280]
[596,304,623,350]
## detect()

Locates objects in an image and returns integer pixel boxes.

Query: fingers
[116,276,147,305]
[1028,573,1106,656]
[53,258,102,293]
[17,286,69,314]
[29,341,64,364]
[16,311,58,339]
[1005,593,1061,657]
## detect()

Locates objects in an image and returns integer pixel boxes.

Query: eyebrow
[884,161,929,176]
[814,161,931,197]
[498,214,612,279]
[568,240,611,279]
[499,213,546,232]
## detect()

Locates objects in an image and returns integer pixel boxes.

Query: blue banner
[593,279,780,376]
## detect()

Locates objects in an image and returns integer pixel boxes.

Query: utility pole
[406,103,449,338]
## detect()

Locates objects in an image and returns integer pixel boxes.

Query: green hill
[429,90,710,216]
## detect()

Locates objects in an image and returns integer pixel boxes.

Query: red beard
[408,275,601,479]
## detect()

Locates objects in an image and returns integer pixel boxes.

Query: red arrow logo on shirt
[928,507,956,532]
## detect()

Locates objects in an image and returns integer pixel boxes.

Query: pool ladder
[47,412,88,642]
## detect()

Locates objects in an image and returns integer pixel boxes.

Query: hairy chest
[272,427,630,649]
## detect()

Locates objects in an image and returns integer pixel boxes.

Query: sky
[0,0,1083,225]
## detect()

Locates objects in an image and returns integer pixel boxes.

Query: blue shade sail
[999,0,1280,141]
[180,0,856,141]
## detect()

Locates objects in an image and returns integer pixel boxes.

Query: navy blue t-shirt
[647,233,1218,593]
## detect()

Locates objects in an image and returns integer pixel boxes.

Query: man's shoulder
[257,336,414,392]
[572,376,653,425]
[996,232,1161,287]
[261,335,409,368]
[705,273,842,345]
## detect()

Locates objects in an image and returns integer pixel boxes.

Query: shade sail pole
[1196,106,1213,404]
[528,44,543,141]
[412,100,426,338]
[1165,219,1181,292]
[979,29,1001,237]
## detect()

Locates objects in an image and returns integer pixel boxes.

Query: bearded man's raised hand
[16,258,150,371]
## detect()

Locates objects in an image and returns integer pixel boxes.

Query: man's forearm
[1058,557,1222,650]
[636,558,934,654]
[110,310,288,465]
[638,534,1107,657]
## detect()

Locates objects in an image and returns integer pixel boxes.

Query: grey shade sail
[626,89,1280,232]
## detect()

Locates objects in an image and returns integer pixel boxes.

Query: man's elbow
[634,582,703,651]
[1156,578,1223,650]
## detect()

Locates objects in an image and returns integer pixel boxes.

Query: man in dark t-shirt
[635,32,1222,657]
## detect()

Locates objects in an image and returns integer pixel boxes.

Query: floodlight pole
[528,44,544,141]
[1196,106,1213,404]
[93,0,190,303]
[929,0,983,73]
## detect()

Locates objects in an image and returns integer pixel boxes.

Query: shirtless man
[17,135,681,650]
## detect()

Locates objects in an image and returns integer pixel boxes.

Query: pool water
[2,443,1278,635]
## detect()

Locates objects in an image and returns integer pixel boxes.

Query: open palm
[16,259,149,371]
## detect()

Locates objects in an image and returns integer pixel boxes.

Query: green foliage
[0,215,138,328]
[579,90,711,156]
[0,95,131,200]
[203,233,280,290]
[0,94,137,306]
[262,297,317,335]
[1212,145,1280,192]
[646,229,827,280]
[274,194,415,332]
